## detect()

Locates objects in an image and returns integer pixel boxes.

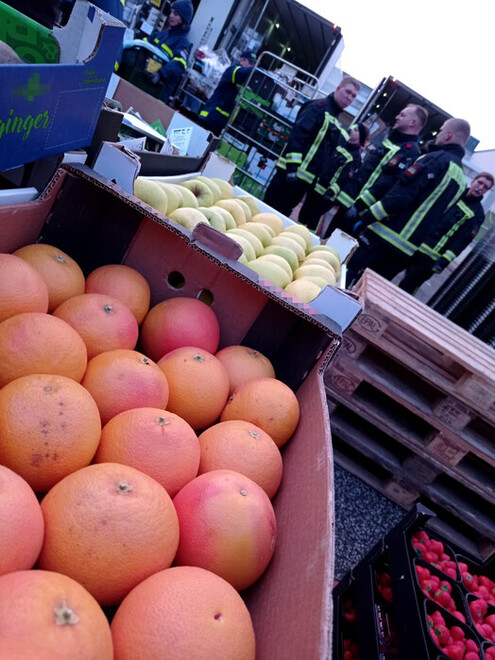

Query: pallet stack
[326,269,495,560]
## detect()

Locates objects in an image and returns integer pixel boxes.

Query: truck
[122,0,344,95]
[353,75,479,156]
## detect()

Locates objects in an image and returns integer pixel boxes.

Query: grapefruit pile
[0,245,302,658]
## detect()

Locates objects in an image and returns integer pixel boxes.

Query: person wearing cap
[144,0,194,103]
[198,50,258,136]
[345,104,428,235]
[299,121,370,236]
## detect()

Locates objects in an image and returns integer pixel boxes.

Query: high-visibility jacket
[276,94,349,187]
[354,129,421,211]
[144,25,191,100]
[367,143,467,256]
[418,191,486,263]
[199,64,254,135]
[315,141,362,202]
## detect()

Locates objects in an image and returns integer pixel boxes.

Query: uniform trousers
[346,231,411,287]
[397,253,436,294]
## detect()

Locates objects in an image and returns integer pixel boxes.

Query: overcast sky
[299,0,494,152]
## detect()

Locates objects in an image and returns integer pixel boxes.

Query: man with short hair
[346,117,471,286]
[344,103,428,233]
[398,171,494,293]
[262,75,360,227]
[198,50,258,136]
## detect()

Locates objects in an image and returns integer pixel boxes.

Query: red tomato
[481,623,494,639]
[431,610,445,625]
[434,624,450,645]
[470,598,488,620]
[443,644,463,660]
[449,626,465,641]
[465,638,479,652]
[382,587,393,603]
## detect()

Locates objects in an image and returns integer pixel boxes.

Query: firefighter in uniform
[314,122,370,238]
[346,118,471,286]
[398,171,494,293]
[144,0,194,103]
[198,51,258,136]
[262,76,360,229]
[344,104,428,235]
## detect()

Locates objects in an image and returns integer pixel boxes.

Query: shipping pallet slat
[325,352,495,469]
[326,381,495,506]
[330,404,495,558]
[352,270,495,421]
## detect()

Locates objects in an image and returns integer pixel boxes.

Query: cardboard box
[108,74,219,176]
[1,163,362,658]
[0,1,125,171]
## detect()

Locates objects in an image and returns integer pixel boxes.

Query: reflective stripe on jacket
[200,64,254,133]
[354,129,421,210]
[368,143,466,255]
[418,193,485,261]
[276,94,349,186]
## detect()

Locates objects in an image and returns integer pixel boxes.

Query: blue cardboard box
[0,1,125,171]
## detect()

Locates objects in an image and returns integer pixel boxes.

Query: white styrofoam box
[325,228,359,265]
[0,187,38,206]
[201,152,237,181]
[145,172,202,185]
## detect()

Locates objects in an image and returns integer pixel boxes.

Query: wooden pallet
[327,269,495,559]
[325,355,495,486]
[330,401,495,560]
[351,270,495,424]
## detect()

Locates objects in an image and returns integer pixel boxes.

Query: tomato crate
[352,543,401,660]
[423,599,483,659]
[412,559,468,624]
[332,574,361,660]
[409,530,461,582]
[465,594,495,643]
[0,163,364,659]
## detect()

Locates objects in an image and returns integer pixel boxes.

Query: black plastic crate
[466,593,495,644]
[413,558,469,625]
[332,573,360,660]
[424,599,483,659]
[409,528,461,583]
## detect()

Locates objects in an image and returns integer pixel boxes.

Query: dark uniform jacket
[277,94,349,187]
[145,25,191,100]
[316,141,363,202]
[367,143,466,256]
[354,129,421,211]
[418,191,486,263]
[199,64,254,135]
